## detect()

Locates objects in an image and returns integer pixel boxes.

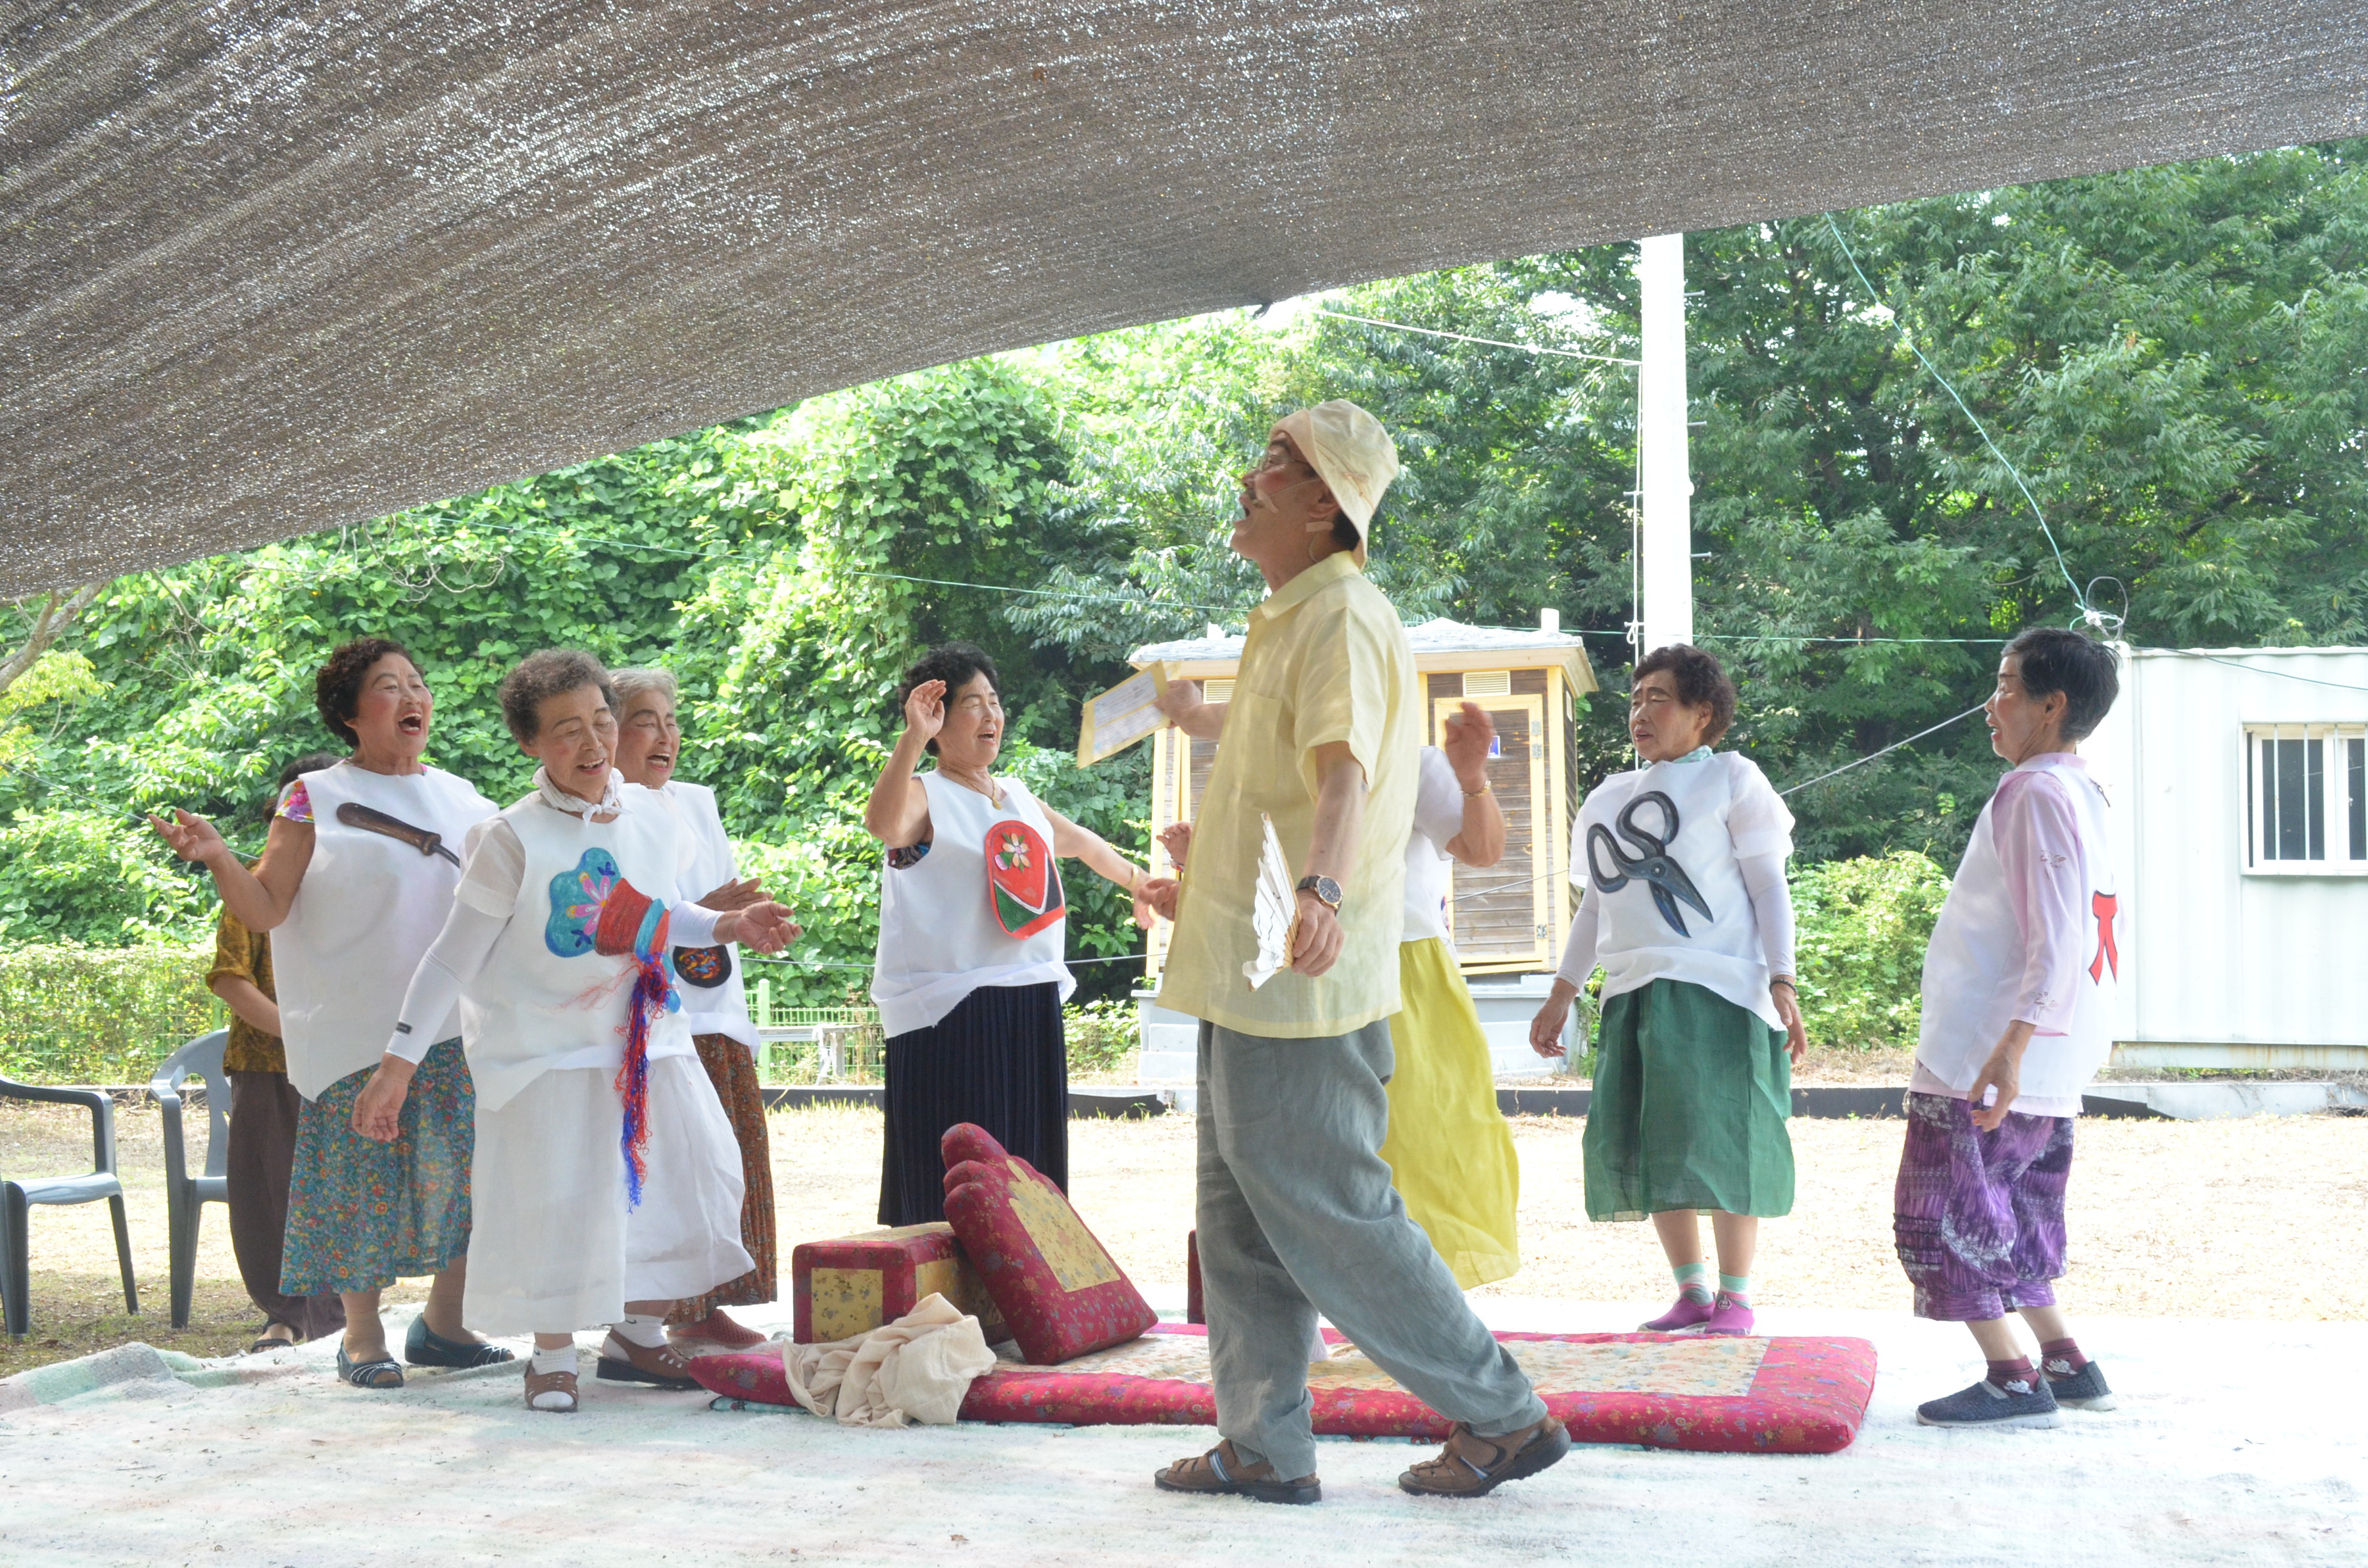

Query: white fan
[1242,812,1300,989]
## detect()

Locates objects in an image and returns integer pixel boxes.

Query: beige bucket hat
[1274,399,1400,564]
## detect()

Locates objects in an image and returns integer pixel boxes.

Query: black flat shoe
[404,1314,516,1368]
[336,1344,406,1389]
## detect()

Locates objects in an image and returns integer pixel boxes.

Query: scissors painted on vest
[1586,790,1713,937]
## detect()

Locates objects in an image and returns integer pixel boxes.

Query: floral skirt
[282,1037,474,1296]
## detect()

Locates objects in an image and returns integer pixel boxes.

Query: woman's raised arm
[151,809,315,931]
[862,680,942,848]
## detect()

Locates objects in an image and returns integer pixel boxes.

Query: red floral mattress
[698,1324,1877,1455]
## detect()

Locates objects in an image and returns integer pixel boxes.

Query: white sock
[609,1314,670,1349]
[529,1345,575,1376]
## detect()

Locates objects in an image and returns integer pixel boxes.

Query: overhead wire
[1820,214,2111,633]
[1312,307,1641,366]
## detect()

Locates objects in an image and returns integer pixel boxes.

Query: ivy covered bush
[1789,850,1953,1051]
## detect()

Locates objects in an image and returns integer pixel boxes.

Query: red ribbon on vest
[2088,892,2119,983]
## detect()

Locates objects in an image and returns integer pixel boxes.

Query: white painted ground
[1,1296,2358,1567]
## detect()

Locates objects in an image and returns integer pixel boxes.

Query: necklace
[937,765,1003,806]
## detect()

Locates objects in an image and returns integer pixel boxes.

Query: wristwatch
[1294,874,1344,913]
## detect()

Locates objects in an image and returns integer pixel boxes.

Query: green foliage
[0,940,218,1084]
[1064,997,1142,1080]
[8,140,2368,981]
[0,810,218,943]
[1789,851,1955,1050]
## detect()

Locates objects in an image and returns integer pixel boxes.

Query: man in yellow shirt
[1145,401,1562,1504]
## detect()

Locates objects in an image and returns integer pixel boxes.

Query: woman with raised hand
[609,666,778,1353]
[150,637,509,1388]
[350,649,798,1414]
[862,641,1157,1227]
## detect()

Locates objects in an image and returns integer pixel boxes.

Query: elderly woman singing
[151,637,509,1387]
[609,666,778,1352]
[862,641,1156,1226]
[352,650,797,1413]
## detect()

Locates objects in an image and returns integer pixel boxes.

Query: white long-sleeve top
[1553,748,1798,1027]
[382,808,723,1067]
[1911,755,2118,1117]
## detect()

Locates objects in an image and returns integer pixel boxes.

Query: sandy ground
[1,1296,2360,1567]
[6,1101,2362,1380]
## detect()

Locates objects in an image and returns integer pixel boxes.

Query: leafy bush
[1064,997,1140,1080]
[0,810,218,945]
[1789,851,1953,1051]
[0,940,219,1084]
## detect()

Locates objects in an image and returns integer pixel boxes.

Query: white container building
[2085,644,2368,1071]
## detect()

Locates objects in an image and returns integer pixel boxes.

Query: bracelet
[1461,780,1491,797]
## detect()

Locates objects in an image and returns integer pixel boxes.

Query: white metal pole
[1636,233,1693,654]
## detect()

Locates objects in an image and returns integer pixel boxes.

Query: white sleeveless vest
[1577,751,1790,1028]
[871,772,1074,1038]
[657,781,757,1053]
[273,761,497,1100]
[459,784,701,1113]
[1917,756,2120,1102]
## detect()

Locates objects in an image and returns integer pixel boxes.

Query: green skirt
[1581,978,1794,1221]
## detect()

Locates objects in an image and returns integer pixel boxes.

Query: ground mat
[696,1324,1877,1455]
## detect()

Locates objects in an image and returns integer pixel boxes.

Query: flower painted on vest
[543,846,681,1206]
[985,819,1065,939]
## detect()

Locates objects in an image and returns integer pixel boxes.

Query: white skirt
[463,1054,753,1335]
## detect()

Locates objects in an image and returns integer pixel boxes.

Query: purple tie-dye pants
[1893,1091,2074,1321]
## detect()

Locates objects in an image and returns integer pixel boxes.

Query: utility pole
[1634,233,1693,655]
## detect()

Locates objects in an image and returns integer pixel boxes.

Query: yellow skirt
[1379,938,1521,1289]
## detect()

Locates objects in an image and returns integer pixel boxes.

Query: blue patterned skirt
[282,1037,474,1295]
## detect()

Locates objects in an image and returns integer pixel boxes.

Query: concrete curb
[756,1085,1170,1119]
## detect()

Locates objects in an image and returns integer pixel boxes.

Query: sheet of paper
[1243,813,1299,990]
[1076,661,1170,766]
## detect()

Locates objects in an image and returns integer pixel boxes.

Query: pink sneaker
[1702,1291,1755,1336]
[1638,1293,1715,1332]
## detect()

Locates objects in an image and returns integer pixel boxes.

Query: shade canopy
[10,1,2367,595]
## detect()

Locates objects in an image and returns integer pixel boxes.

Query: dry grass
[6,1100,2362,1377]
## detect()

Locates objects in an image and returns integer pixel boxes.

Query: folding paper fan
[1242,812,1299,990]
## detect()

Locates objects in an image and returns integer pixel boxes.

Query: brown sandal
[1154,1439,1320,1505]
[523,1365,579,1413]
[1399,1418,1571,1498]
[596,1332,702,1390]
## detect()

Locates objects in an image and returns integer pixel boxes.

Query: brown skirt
[667,1033,778,1320]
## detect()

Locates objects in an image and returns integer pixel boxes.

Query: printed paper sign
[1077,662,1171,766]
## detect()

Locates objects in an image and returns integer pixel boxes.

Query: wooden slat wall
[1449,701,1542,963]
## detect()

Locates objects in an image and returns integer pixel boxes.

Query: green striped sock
[1718,1273,1752,1307]
[1673,1262,1711,1303]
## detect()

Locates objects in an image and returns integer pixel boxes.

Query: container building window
[2245,724,2368,873]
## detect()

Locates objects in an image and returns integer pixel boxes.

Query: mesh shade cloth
[8,1,2367,592]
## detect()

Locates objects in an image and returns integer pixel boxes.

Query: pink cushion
[938,1123,1156,1365]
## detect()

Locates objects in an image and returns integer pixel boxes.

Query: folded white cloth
[781,1293,998,1428]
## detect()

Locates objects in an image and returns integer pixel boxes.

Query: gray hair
[498,648,617,744]
[611,666,679,710]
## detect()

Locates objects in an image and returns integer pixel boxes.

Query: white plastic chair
[0,1075,139,1337]
[151,1030,231,1329]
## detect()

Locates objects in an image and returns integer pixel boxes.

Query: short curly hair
[896,642,1000,756]
[1631,642,1739,746]
[314,637,422,747]
[498,648,618,744]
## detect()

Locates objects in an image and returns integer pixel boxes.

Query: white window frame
[2242,722,2368,876]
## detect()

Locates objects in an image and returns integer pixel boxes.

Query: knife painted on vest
[335,801,462,865]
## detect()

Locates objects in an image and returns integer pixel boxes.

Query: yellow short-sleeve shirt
[1155,552,1418,1038]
